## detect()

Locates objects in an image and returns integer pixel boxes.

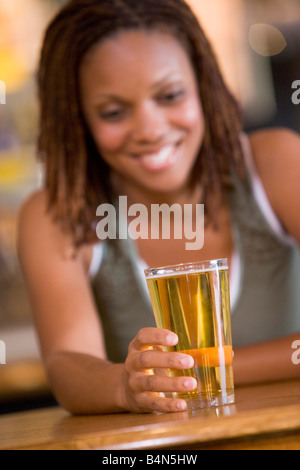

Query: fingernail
[180,355,194,368]
[176,401,187,411]
[166,334,178,346]
[184,378,197,390]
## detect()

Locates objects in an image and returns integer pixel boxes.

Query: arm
[234,128,300,385]
[45,331,196,414]
[17,191,196,414]
[234,334,300,385]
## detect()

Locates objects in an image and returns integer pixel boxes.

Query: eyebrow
[94,72,184,101]
[150,72,184,90]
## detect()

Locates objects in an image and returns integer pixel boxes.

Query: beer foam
[145,265,228,279]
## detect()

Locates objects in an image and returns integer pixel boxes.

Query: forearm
[46,351,128,414]
[233,333,300,386]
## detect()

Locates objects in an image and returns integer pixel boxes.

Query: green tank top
[91,161,300,363]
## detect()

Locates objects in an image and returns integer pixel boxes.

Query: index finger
[130,327,178,351]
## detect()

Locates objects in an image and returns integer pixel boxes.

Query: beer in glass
[145,259,235,410]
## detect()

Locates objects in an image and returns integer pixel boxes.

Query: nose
[131,101,167,144]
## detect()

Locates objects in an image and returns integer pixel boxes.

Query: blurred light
[249,24,287,57]
[186,0,247,101]
[0,150,34,187]
[0,48,30,93]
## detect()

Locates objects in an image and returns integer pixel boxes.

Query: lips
[132,144,178,171]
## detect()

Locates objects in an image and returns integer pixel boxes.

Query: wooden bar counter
[0,379,300,450]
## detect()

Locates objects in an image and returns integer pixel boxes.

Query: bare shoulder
[248,127,300,241]
[18,189,68,258]
[18,190,106,360]
[18,188,48,225]
[18,189,50,256]
[248,127,300,189]
[249,127,300,166]
[18,189,93,272]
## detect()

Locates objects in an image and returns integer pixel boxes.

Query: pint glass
[145,259,235,410]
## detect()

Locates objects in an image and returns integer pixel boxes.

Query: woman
[18,0,300,414]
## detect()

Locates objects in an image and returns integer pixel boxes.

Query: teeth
[141,145,174,165]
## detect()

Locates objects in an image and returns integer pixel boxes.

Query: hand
[123,327,197,413]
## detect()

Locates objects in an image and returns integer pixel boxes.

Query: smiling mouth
[132,144,178,171]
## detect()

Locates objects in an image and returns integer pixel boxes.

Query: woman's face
[80,29,204,197]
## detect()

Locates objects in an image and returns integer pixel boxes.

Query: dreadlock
[38,0,244,246]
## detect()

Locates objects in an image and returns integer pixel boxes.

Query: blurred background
[0,0,299,414]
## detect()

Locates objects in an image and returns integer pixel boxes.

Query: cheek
[173,98,205,138]
[90,123,129,156]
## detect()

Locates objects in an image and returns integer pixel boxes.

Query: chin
[144,177,191,196]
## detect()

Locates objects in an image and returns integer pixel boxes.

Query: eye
[158,89,185,105]
[97,105,128,122]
